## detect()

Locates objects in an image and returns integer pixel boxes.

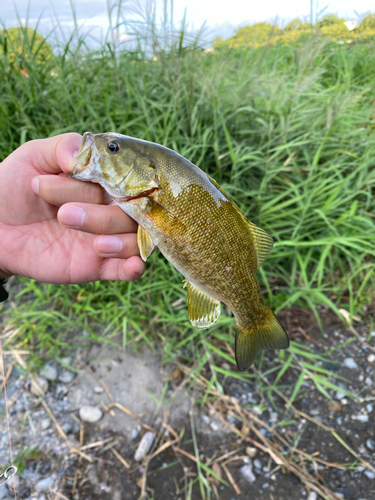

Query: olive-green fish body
[72,132,289,370]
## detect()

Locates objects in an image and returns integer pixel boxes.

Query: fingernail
[59,205,85,228]
[68,150,80,172]
[136,260,145,275]
[98,235,123,254]
[31,177,40,194]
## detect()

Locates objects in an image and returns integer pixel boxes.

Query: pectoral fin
[137,225,156,261]
[187,282,221,329]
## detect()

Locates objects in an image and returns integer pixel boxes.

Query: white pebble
[343,358,358,369]
[240,463,256,483]
[35,476,55,492]
[364,470,375,480]
[134,431,155,461]
[245,446,257,458]
[365,377,373,386]
[94,386,104,394]
[307,492,318,500]
[367,354,375,363]
[40,364,57,381]
[351,415,369,423]
[336,391,345,400]
[366,404,373,413]
[253,459,262,470]
[366,438,375,451]
[79,405,103,423]
[30,376,48,396]
[40,418,51,430]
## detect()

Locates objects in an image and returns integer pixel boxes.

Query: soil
[1,307,375,500]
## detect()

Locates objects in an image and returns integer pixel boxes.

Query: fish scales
[71,132,289,370]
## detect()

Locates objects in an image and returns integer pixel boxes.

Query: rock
[40,418,51,430]
[61,422,72,434]
[240,463,256,483]
[343,358,358,369]
[40,365,57,381]
[55,384,68,400]
[366,403,373,413]
[364,470,375,480]
[335,391,345,400]
[30,376,48,396]
[0,484,8,498]
[367,354,375,363]
[59,370,74,384]
[327,401,341,413]
[134,431,156,461]
[11,366,23,378]
[245,446,257,458]
[6,474,20,493]
[253,459,262,470]
[35,476,54,492]
[94,385,104,394]
[60,356,72,366]
[307,492,318,500]
[366,438,375,451]
[79,406,103,423]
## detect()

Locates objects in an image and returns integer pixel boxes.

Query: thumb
[19,133,83,175]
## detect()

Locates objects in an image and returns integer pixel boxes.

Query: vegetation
[215,13,375,48]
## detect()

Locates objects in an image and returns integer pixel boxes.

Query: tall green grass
[1,7,375,366]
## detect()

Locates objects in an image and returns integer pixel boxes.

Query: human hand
[0,133,145,284]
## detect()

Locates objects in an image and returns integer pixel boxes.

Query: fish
[71,132,289,371]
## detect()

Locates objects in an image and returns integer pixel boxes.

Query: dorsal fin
[246,221,273,268]
[208,175,273,269]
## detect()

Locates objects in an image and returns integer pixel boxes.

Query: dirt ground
[1,308,375,500]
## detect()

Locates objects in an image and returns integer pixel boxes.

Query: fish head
[71,132,159,200]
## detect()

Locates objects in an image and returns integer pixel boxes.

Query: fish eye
[107,141,120,153]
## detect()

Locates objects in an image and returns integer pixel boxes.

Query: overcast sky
[1,0,374,42]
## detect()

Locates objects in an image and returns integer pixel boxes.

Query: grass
[1,4,375,499]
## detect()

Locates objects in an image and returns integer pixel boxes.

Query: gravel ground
[1,309,375,500]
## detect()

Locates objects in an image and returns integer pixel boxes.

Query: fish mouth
[71,132,96,177]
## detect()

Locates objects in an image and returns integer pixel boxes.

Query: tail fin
[235,307,289,372]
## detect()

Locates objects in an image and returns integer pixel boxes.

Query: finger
[99,256,145,281]
[94,234,140,259]
[32,175,112,206]
[19,133,82,175]
[58,202,138,234]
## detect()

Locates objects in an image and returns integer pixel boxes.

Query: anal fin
[187,282,221,329]
[137,225,156,262]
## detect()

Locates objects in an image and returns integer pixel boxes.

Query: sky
[1,0,374,43]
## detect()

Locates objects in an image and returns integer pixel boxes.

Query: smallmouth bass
[71,132,289,371]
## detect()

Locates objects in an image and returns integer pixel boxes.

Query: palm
[0,134,143,284]
[0,157,104,283]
